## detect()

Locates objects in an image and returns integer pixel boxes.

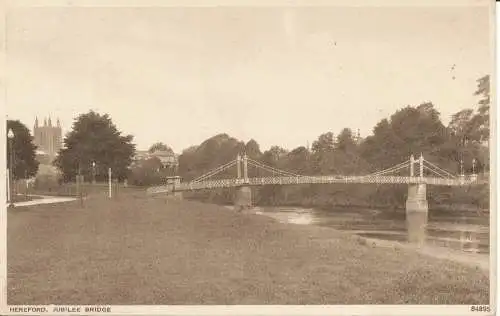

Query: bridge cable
[371,163,410,177]
[246,158,296,176]
[192,161,236,183]
[192,161,235,183]
[423,164,454,179]
[246,158,300,177]
[423,165,452,179]
[423,159,456,178]
[192,159,237,183]
[363,160,410,177]
[252,162,300,177]
[423,161,456,178]
[246,161,297,177]
[364,160,410,177]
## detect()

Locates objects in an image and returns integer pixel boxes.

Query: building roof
[132,150,178,167]
[152,150,175,156]
[134,150,177,159]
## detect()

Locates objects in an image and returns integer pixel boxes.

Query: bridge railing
[147,173,485,194]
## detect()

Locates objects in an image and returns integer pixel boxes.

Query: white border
[4,0,493,8]
[1,0,9,312]
[0,0,497,315]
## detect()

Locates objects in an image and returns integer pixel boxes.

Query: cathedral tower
[33,116,62,158]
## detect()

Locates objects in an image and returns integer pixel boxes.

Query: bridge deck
[148,175,486,194]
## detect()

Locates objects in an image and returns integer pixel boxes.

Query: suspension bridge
[147,153,486,245]
[147,153,484,195]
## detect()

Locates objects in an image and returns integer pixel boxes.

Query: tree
[6,120,39,179]
[311,132,335,173]
[475,75,490,113]
[335,128,357,152]
[448,109,474,137]
[360,103,448,170]
[472,75,490,142]
[284,146,310,174]
[261,146,288,166]
[439,76,491,173]
[54,111,136,182]
[128,157,164,186]
[148,142,174,154]
[245,139,262,159]
[441,107,489,174]
[178,134,243,181]
[311,132,335,154]
[177,133,243,204]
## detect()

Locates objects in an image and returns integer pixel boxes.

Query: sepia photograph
[2,0,496,314]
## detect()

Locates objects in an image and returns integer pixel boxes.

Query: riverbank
[250,205,490,267]
[8,194,489,304]
[185,182,489,215]
[188,196,489,217]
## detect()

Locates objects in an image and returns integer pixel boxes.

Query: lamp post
[460,134,466,178]
[92,161,96,184]
[7,128,14,207]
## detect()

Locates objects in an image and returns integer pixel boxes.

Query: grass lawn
[8,192,489,305]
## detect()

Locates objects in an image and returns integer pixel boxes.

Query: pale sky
[5,2,493,153]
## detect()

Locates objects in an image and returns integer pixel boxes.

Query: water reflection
[257,206,490,254]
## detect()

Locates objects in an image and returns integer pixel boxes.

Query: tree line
[176,75,490,209]
[6,75,490,209]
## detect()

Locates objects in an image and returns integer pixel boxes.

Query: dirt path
[7,195,77,207]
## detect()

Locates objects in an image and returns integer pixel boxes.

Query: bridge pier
[172,191,183,200]
[406,184,428,245]
[170,176,183,200]
[234,186,252,210]
[406,154,428,245]
[234,154,252,210]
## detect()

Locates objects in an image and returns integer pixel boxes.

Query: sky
[4,1,493,153]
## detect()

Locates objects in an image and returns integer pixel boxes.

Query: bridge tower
[167,176,183,199]
[234,153,252,210]
[405,154,428,245]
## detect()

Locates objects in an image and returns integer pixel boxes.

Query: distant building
[132,149,178,169]
[33,117,62,159]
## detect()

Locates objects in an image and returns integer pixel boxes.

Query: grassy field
[8,192,489,305]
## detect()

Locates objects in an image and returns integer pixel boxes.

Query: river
[252,206,490,254]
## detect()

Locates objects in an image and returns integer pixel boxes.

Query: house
[132,150,179,169]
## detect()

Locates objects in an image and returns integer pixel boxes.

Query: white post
[243,154,248,182]
[419,153,424,178]
[236,154,241,179]
[108,168,112,198]
[410,155,415,177]
[6,168,10,204]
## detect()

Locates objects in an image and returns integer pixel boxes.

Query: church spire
[35,117,39,128]
[48,116,52,127]
[44,117,47,126]
[57,118,61,128]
